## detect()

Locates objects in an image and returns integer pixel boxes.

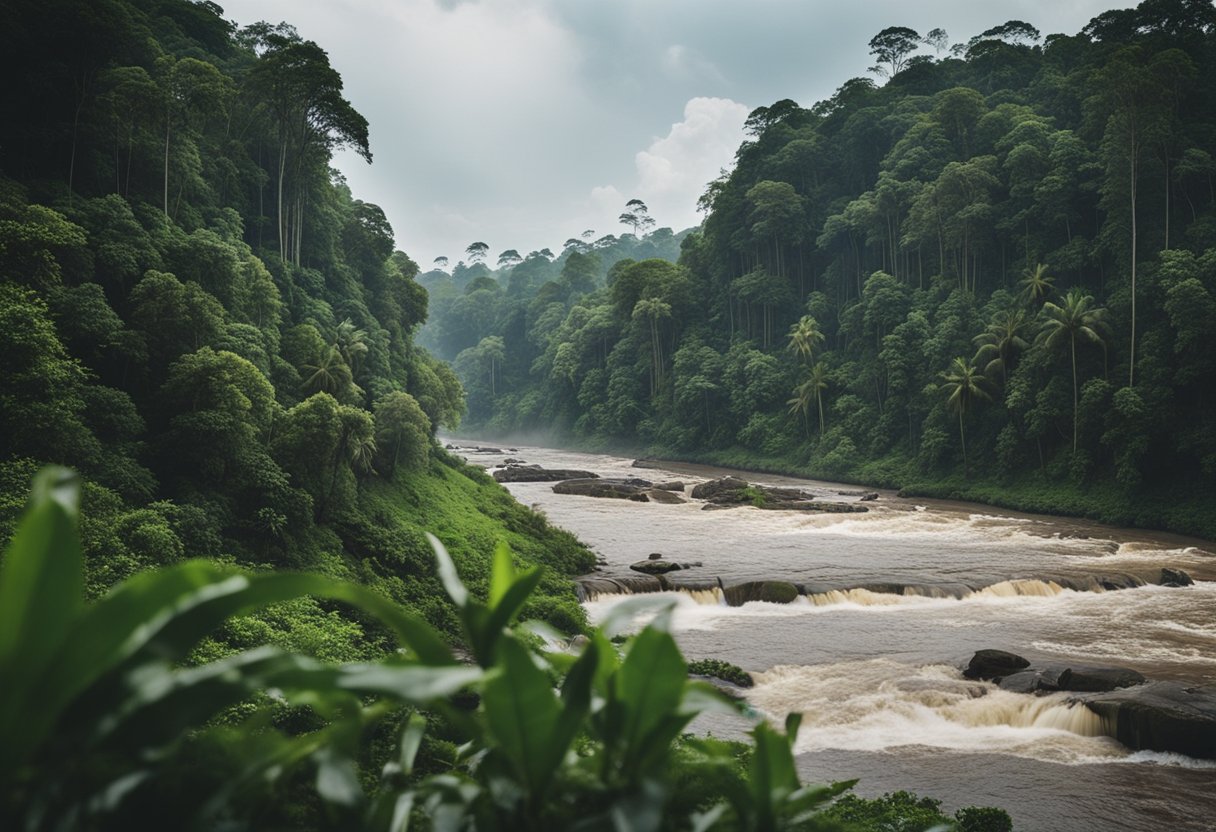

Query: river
[453,440,1216,831]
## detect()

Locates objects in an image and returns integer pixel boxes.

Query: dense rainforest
[432,1,1216,538]
[0,0,595,656]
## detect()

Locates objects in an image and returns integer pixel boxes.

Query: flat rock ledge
[552,477,652,501]
[691,476,868,513]
[963,649,1216,759]
[494,466,599,483]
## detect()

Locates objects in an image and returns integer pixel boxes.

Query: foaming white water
[749,659,1128,764]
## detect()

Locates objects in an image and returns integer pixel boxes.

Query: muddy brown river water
[454,440,1216,831]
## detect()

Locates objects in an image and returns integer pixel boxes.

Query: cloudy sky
[221,0,1125,268]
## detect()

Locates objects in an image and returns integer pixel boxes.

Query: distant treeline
[436,1,1216,534]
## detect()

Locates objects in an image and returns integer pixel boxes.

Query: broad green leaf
[315,746,363,808]
[399,713,428,775]
[597,595,676,638]
[615,627,686,764]
[427,532,468,608]
[481,565,543,653]
[0,467,82,770]
[481,637,560,794]
[488,540,515,606]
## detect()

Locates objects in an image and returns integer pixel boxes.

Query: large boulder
[646,488,687,504]
[723,580,800,606]
[553,478,652,501]
[690,476,868,512]
[1081,682,1216,759]
[690,476,752,501]
[655,481,685,491]
[629,559,702,575]
[996,665,1145,694]
[963,649,1031,681]
[494,467,599,483]
[1160,568,1194,587]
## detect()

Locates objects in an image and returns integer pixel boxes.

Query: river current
[454,440,1216,831]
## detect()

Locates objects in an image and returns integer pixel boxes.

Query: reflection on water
[452,439,1216,831]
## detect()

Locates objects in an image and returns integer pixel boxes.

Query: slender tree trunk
[959,409,968,479]
[817,395,825,437]
[1129,129,1138,388]
[1071,336,1079,454]
[277,138,287,261]
[163,117,171,216]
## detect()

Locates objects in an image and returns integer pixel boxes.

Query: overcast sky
[221,0,1126,269]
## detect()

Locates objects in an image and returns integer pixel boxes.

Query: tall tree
[868,27,921,78]
[940,356,992,478]
[1037,288,1109,454]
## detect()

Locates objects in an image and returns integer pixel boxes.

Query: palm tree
[786,315,825,365]
[1037,288,1109,454]
[334,319,369,372]
[788,362,830,438]
[972,308,1029,389]
[1018,263,1055,307]
[940,356,992,478]
[300,346,351,396]
[632,298,672,395]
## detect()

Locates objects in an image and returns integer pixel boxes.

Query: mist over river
[453,440,1216,831]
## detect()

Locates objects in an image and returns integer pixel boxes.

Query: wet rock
[655,481,685,491]
[836,489,867,496]
[553,478,652,501]
[494,467,599,483]
[859,492,879,501]
[629,559,702,575]
[1057,667,1146,692]
[723,580,800,606]
[963,649,1031,681]
[690,476,752,501]
[631,458,665,470]
[1080,682,1216,760]
[690,476,868,512]
[648,552,664,560]
[1160,568,1194,587]
[646,488,687,504]
[502,457,525,465]
[574,574,664,600]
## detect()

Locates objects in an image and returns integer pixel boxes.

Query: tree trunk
[959,409,968,479]
[1129,126,1138,388]
[1071,336,1079,454]
[163,117,171,216]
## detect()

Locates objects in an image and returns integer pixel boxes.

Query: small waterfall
[952,695,1109,736]
[975,579,1069,598]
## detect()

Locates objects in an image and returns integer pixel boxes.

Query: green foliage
[421,1,1216,535]
[0,468,1008,831]
[687,658,754,688]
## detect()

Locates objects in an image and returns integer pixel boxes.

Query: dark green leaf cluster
[0,0,594,654]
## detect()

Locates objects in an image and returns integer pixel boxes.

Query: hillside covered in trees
[0,0,594,652]
[444,1,1216,537]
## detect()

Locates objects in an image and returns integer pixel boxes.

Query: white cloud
[632,96,749,231]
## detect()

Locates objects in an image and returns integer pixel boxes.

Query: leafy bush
[688,658,754,688]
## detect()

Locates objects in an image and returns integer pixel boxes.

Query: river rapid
[454,440,1216,831]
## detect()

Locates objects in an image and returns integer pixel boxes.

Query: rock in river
[629,559,702,575]
[494,467,599,483]
[553,477,652,501]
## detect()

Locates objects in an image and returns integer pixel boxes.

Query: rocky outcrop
[494,467,599,483]
[631,458,665,470]
[960,649,1216,758]
[646,488,687,504]
[629,559,702,575]
[1081,682,1216,759]
[552,478,652,501]
[963,649,1031,681]
[690,476,751,500]
[1160,567,1194,587]
[654,481,685,491]
[722,580,800,606]
[691,476,867,512]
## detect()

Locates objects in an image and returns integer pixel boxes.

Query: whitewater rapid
[454,440,1216,831]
